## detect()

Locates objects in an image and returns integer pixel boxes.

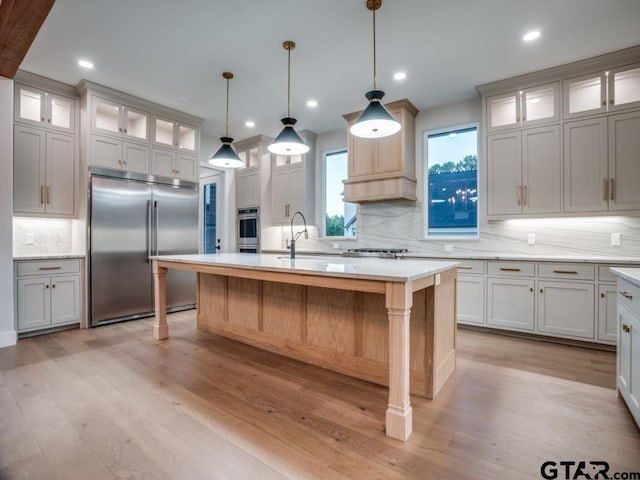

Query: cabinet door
[13,125,46,214]
[15,86,46,127]
[629,314,640,417]
[537,281,594,339]
[177,124,197,153]
[563,72,607,119]
[375,132,402,174]
[47,93,75,133]
[457,275,485,325]
[487,91,520,131]
[486,277,534,330]
[50,275,81,325]
[288,167,305,217]
[176,153,198,182]
[608,111,640,211]
[150,148,176,178]
[271,169,290,224]
[522,125,561,214]
[123,142,150,174]
[598,284,618,343]
[348,135,375,178]
[609,64,640,112]
[236,170,260,208]
[45,132,75,216]
[153,118,175,148]
[17,278,50,331]
[90,134,123,170]
[618,306,633,398]
[487,131,522,215]
[563,118,608,213]
[92,97,122,136]
[123,106,149,141]
[522,83,559,127]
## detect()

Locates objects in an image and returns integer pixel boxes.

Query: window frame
[319,148,357,240]
[422,122,480,240]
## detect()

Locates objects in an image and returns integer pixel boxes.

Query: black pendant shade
[269,117,309,155]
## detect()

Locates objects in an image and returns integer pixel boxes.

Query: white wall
[0,77,16,347]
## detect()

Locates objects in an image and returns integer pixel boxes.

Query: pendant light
[209,72,244,168]
[350,0,401,139]
[268,40,309,156]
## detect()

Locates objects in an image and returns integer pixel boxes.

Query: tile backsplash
[13,217,84,255]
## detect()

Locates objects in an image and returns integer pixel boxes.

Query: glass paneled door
[203,183,219,253]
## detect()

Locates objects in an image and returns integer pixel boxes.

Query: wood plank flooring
[0,310,638,479]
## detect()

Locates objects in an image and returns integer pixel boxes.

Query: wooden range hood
[342,98,418,203]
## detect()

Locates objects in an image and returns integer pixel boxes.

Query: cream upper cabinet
[235,135,272,210]
[564,111,640,214]
[150,148,198,182]
[14,84,75,134]
[14,125,75,216]
[91,96,149,142]
[152,117,198,154]
[342,99,418,203]
[487,125,561,217]
[564,64,640,119]
[487,83,559,132]
[271,130,316,225]
[90,134,150,175]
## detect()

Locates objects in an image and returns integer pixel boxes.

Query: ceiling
[19,0,640,145]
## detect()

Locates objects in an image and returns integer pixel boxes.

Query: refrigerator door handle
[146,200,152,263]
[154,200,159,256]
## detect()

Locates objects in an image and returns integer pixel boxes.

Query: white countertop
[14,253,86,261]
[610,268,640,286]
[150,253,459,283]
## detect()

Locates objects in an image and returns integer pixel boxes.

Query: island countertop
[149,253,459,283]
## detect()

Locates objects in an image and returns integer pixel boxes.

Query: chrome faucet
[286,211,308,259]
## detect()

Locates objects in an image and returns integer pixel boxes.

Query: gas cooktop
[342,248,408,259]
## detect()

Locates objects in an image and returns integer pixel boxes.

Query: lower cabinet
[598,283,618,342]
[15,259,82,333]
[617,302,640,427]
[457,274,485,325]
[486,277,535,331]
[537,281,594,339]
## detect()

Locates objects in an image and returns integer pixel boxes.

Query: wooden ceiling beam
[0,0,55,79]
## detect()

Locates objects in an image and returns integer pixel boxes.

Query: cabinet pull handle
[553,270,578,274]
[47,118,51,123]
[46,186,50,204]
[52,284,56,288]
[45,284,49,289]
[623,324,630,334]
[40,185,44,204]
[610,178,615,201]
[459,265,473,270]
[41,116,45,122]
[602,179,608,201]
[523,185,527,206]
[39,266,61,271]
[610,99,614,105]
[517,186,522,206]
[601,293,605,298]
[119,127,123,132]
[530,287,533,293]
[123,161,127,167]
[619,291,633,300]
[540,288,544,293]
[602,100,607,106]
[124,128,127,134]
[500,267,521,272]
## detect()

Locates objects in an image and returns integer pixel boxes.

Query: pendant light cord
[372,6,377,90]
[225,76,230,137]
[287,45,291,118]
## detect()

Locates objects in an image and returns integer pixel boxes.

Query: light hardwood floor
[1,311,638,479]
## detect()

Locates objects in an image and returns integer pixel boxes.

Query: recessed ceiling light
[245,121,255,128]
[393,72,407,81]
[523,30,541,42]
[448,132,457,138]
[78,59,94,69]
[306,100,318,108]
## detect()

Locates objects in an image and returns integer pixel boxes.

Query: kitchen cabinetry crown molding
[15,70,77,98]
[476,44,640,98]
[76,80,205,127]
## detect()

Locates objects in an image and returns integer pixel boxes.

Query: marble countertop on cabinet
[400,253,640,264]
[610,268,640,286]
[13,253,86,261]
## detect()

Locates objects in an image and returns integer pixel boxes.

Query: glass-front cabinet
[564,63,640,118]
[152,117,197,153]
[487,82,559,132]
[91,97,149,142]
[14,85,75,133]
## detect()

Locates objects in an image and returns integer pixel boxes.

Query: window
[425,126,478,237]
[323,150,356,238]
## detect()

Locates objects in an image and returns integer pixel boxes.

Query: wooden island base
[151,255,458,441]
[197,271,457,400]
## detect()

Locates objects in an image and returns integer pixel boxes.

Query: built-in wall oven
[237,207,259,253]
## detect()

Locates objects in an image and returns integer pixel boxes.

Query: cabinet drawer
[618,279,640,316]
[487,261,534,277]
[599,265,622,283]
[17,259,81,277]
[454,259,486,275]
[538,263,595,281]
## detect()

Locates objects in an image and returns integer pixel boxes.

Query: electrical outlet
[527,233,536,245]
[611,233,621,246]
[26,233,34,245]
[444,244,454,252]
[332,243,340,249]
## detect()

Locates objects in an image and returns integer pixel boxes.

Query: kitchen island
[150,253,458,441]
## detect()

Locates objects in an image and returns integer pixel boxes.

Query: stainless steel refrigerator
[89,171,198,326]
